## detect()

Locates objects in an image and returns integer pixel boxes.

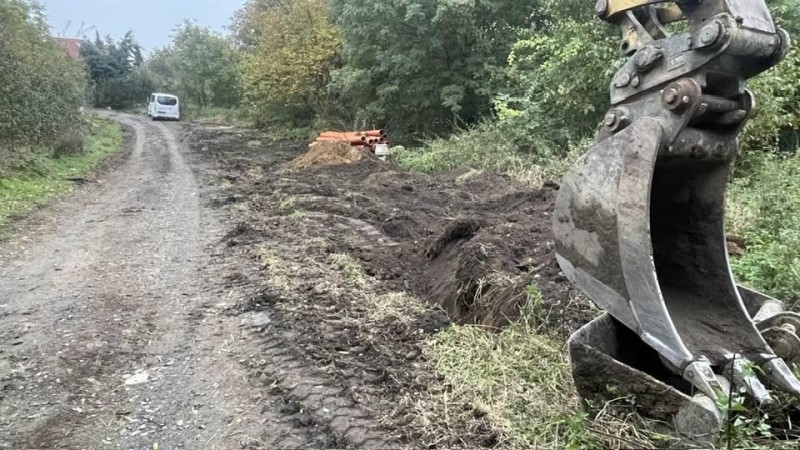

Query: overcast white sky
[40,0,246,51]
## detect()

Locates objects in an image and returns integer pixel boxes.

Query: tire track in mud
[0,113,388,449]
[188,127,401,449]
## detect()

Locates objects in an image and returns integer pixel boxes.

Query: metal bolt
[615,73,632,88]
[682,95,691,104]
[699,22,721,45]
[595,0,607,16]
[665,90,678,104]
[604,113,617,127]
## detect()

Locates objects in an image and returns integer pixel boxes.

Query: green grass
[727,151,800,306]
[328,253,367,287]
[393,122,583,186]
[426,285,669,449]
[0,116,123,227]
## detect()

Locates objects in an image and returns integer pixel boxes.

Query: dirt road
[0,113,393,449]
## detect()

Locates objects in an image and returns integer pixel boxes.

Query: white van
[148,93,180,121]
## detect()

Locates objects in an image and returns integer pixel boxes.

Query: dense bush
[728,152,800,305]
[742,0,800,156]
[0,0,88,171]
[329,0,543,141]
[237,0,341,127]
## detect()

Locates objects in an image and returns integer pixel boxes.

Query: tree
[81,31,147,108]
[329,0,543,141]
[0,0,87,169]
[237,0,341,125]
[162,22,241,108]
[231,0,283,50]
[499,16,619,149]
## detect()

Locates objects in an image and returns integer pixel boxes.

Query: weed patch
[0,116,122,227]
[426,285,669,449]
[257,247,292,290]
[728,152,800,306]
[328,253,366,287]
[394,123,583,186]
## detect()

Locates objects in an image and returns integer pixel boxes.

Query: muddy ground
[184,123,596,447]
[0,113,594,449]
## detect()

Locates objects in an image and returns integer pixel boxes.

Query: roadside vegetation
[428,285,674,449]
[0,0,124,229]
[0,117,123,227]
[0,0,87,174]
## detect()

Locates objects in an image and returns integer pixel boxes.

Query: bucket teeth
[724,357,775,408]
[556,0,794,409]
[683,360,723,401]
[762,359,800,397]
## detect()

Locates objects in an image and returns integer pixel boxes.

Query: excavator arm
[554,0,793,405]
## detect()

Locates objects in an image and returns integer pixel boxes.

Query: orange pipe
[315,137,368,146]
[323,135,366,142]
[364,129,385,137]
[319,131,365,139]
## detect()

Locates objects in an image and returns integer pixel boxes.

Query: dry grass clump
[423,285,674,449]
[289,141,364,168]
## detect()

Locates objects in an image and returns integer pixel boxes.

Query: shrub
[238,0,341,128]
[728,152,800,305]
[394,121,584,186]
[0,0,87,172]
[53,129,86,157]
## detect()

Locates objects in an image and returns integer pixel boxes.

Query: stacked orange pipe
[310,129,389,153]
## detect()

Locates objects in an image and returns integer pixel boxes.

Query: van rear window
[157,96,178,106]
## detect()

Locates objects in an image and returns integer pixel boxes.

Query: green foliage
[330,0,544,141]
[0,116,122,227]
[718,398,774,449]
[394,121,583,186]
[741,0,800,155]
[0,0,87,170]
[728,152,800,305]
[82,31,148,109]
[237,0,341,127]
[232,0,282,50]
[428,292,580,448]
[500,19,619,148]
[151,22,241,109]
[427,283,665,449]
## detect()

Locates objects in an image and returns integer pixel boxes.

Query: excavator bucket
[554,0,796,405]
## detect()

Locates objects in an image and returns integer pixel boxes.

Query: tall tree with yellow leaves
[237,0,342,126]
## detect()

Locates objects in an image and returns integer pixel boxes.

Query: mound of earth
[289,141,369,168]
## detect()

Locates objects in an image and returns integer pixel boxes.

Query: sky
[40,0,246,52]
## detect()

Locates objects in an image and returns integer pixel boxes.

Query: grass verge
[0,115,123,228]
[426,285,672,449]
[393,122,584,186]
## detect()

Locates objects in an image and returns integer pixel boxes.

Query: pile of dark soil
[185,123,597,447]
[278,156,595,331]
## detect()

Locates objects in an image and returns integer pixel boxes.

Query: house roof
[54,38,82,60]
